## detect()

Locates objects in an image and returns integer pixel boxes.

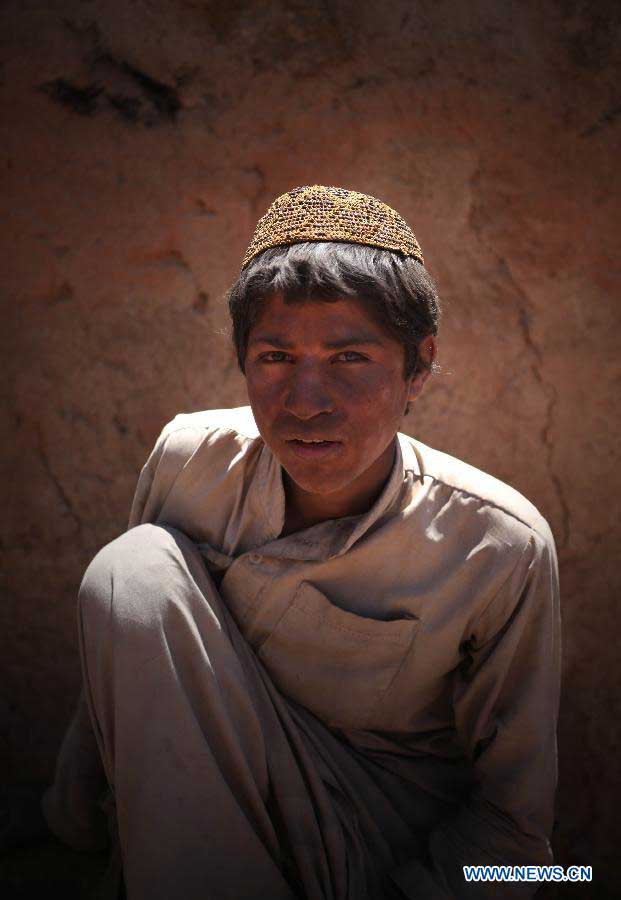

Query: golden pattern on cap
[241,185,424,269]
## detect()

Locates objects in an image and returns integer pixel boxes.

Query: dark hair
[226,241,441,378]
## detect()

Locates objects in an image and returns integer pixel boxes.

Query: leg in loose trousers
[74,523,387,900]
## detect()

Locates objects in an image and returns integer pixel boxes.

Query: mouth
[285,438,342,458]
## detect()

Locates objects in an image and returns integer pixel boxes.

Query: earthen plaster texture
[2,0,620,894]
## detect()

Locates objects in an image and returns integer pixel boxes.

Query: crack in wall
[39,78,103,115]
[508,266,571,550]
[36,426,82,536]
[580,104,621,138]
[39,18,184,125]
[467,171,572,551]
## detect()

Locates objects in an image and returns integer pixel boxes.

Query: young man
[42,186,560,899]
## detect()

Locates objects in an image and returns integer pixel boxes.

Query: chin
[282,463,351,496]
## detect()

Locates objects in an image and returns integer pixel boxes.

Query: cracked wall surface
[2,0,620,893]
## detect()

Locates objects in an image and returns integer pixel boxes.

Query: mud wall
[2,1,620,894]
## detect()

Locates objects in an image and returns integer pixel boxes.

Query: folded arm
[389,528,561,899]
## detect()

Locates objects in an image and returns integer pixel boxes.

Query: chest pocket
[257,581,420,730]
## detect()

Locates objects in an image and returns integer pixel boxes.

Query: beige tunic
[128,406,561,886]
[44,404,560,899]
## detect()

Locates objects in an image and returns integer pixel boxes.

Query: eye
[259,351,292,363]
[334,350,368,362]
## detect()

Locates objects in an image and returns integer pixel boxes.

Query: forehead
[248,293,396,345]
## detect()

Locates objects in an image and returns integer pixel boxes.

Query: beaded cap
[241,185,424,269]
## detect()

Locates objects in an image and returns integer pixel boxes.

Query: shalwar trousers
[43,524,447,900]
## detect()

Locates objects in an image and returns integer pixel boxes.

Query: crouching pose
[43,186,560,899]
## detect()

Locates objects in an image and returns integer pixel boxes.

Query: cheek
[246,375,278,415]
[342,372,406,434]
[345,368,405,409]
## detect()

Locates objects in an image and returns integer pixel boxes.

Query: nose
[283,362,336,420]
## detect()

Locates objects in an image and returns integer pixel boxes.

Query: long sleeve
[127,421,176,528]
[389,526,561,899]
[127,414,216,529]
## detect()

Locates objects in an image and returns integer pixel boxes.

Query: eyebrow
[248,333,385,350]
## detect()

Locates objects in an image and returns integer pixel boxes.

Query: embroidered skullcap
[241,185,424,269]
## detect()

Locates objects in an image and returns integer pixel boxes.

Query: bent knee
[78,524,199,625]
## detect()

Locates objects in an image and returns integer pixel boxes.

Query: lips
[285,437,343,459]
[288,438,339,445]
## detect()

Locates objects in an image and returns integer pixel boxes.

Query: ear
[407,335,437,403]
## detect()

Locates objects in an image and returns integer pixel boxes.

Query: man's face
[244,293,432,511]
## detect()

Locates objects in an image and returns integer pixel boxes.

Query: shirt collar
[250,431,422,561]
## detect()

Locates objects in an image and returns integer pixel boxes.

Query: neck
[281,439,397,536]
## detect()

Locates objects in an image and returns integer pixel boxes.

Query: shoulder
[160,405,260,442]
[143,406,261,484]
[400,432,554,549]
[396,435,559,643]
[154,405,260,460]
[130,407,262,528]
